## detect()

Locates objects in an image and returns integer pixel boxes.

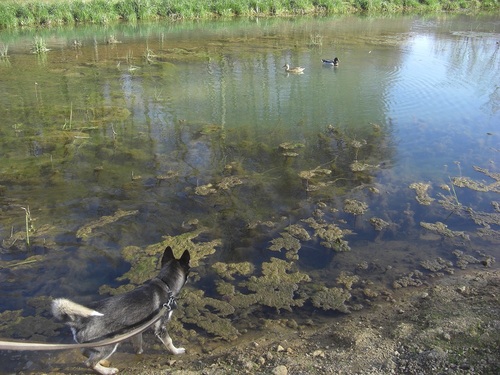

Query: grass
[0,0,498,29]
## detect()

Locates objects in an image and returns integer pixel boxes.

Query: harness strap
[0,298,174,351]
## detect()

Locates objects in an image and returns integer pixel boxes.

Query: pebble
[265,351,274,361]
[272,365,288,375]
[312,349,325,358]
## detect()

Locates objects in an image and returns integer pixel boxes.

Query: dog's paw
[94,362,119,375]
[172,347,186,355]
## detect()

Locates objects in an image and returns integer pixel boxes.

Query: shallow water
[0,14,499,372]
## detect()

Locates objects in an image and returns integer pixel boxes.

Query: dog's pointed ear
[180,250,190,265]
[161,246,175,267]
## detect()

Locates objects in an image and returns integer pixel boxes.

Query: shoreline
[1,0,499,30]
[15,267,500,374]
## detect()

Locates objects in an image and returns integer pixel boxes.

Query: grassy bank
[0,0,498,29]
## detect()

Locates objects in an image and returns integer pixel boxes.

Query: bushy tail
[52,298,103,321]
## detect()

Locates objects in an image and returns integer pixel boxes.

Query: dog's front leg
[155,323,185,355]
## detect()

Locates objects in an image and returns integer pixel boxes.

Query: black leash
[0,298,175,351]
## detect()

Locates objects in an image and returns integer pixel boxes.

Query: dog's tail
[52,298,104,321]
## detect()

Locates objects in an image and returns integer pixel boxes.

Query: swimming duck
[322,57,339,66]
[283,64,305,73]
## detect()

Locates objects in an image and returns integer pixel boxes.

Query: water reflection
[0,14,499,372]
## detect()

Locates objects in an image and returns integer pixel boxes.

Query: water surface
[0,14,499,372]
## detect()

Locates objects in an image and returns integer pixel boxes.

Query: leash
[0,298,175,351]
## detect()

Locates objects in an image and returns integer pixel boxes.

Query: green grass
[0,0,498,28]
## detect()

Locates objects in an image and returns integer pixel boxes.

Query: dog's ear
[180,250,190,265]
[161,246,175,267]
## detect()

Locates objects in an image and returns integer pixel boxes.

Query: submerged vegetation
[0,0,498,28]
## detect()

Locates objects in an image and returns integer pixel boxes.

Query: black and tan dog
[52,246,190,375]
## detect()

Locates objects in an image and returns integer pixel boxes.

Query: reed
[31,36,50,54]
[0,43,8,58]
[0,0,497,29]
[21,206,33,247]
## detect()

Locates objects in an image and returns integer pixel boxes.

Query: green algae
[420,257,454,273]
[215,280,236,296]
[369,217,390,231]
[420,221,470,241]
[344,199,368,216]
[298,167,332,181]
[181,289,238,341]
[350,161,378,172]
[452,250,485,270]
[217,176,243,190]
[279,142,305,157]
[99,228,220,296]
[159,48,210,62]
[452,166,500,193]
[336,271,360,290]
[76,209,139,240]
[194,176,243,195]
[212,261,254,280]
[194,183,218,196]
[0,298,59,340]
[302,217,353,252]
[284,223,310,241]
[269,232,301,253]
[409,182,435,206]
[220,258,311,313]
[310,286,351,313]
[393,270,425,289]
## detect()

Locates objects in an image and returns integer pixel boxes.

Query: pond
[0,13,499,372]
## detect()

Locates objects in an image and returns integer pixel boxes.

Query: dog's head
[158,246,190,296]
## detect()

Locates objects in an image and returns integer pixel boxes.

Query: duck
[322,57,339,66]
[283,64,305,73]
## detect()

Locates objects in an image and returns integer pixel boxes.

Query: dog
[52,246,190,375]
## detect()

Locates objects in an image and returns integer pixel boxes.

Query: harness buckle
[163,294,177,311]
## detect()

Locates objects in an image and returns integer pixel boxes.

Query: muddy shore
[16,267,500,375]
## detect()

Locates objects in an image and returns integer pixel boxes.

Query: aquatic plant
[452,166,500,193]
[369,217,390,231]
[20,206,33,247]
[302,217,353,251]
[344,198,368,216]
[31,36,50,54]
[409,182,435,205]
[420,221,470,240]
[420,257,454,273]
[181,289,239,341]
[308,33,323,47]
[76,209,139,240]
[143,47,157,63]
[236,257,311,312]
[269,232,302,260]
[336,271,359,290]
[0,43,8,58]
[310,285,351,313]
[279,142,305,157]
[212,262,254,280]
